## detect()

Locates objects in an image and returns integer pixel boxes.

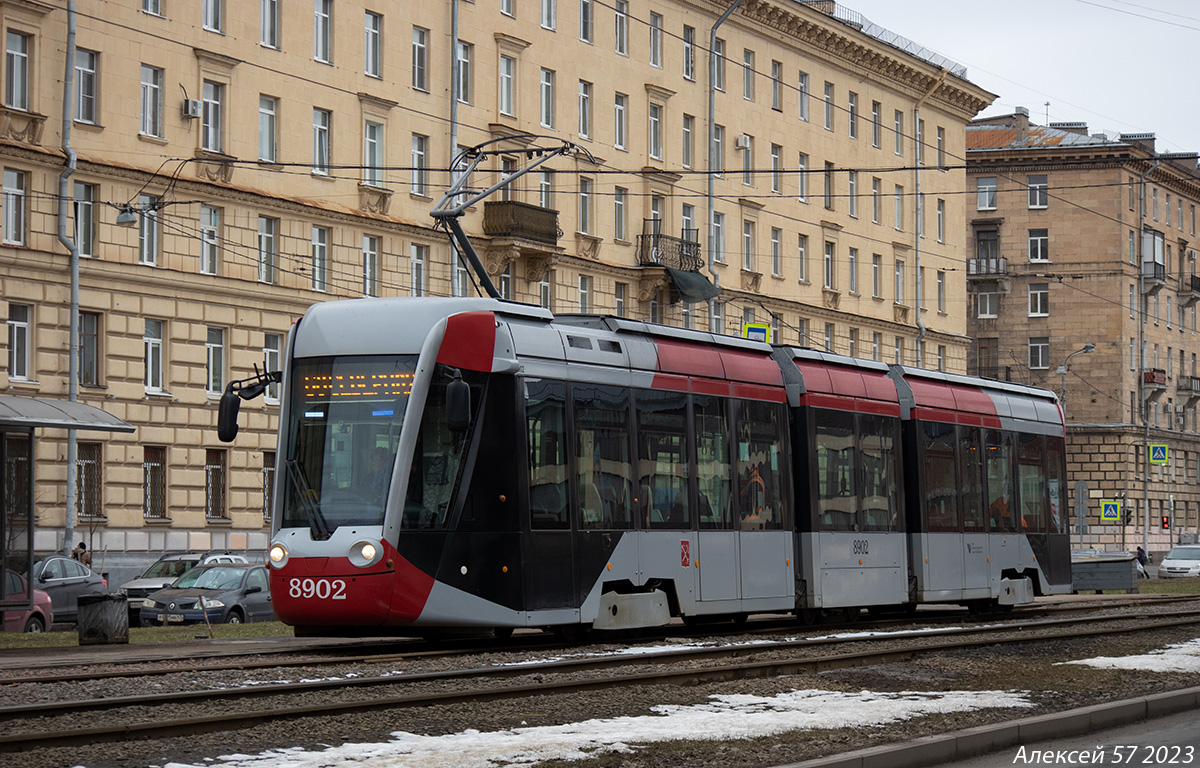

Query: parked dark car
[139,564,274,625]
[32,556,107,623]
[3,570,54,633]
[118,551,249,626]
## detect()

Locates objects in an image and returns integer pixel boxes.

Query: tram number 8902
[852,540,869,555]
[288,578,348,600]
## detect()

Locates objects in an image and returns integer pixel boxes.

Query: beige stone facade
[0,0,991,570]
[967,109,1200,555]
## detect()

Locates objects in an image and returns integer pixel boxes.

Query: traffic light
[1162,515,1171,530]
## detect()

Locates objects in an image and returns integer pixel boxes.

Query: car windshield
[142,560,196,580]
[1164,547,1200,561]
[173,567,245,591]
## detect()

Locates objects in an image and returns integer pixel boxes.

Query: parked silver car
[32,556,107,623]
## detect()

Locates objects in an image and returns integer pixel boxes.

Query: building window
[711,211,725,264]
[936,271,945,312]
[796,153,808,201]
[872,254,881,297]
[75,49,98,125]
[5,32,29,111]
[258,95,277,162]
[936,199,945,243]
[797,70,809,121]
[771,60,782,111]
[261,0,279,48]
[142,446,166,520]
[1029,283,1049,316]
[713,38,726,91]
[1029,337,1050,369]
[871,101,881,147]
[539,170,553,208]
[579,275,591,312]
[1028,174,1048,208]
[771,228,782,276]
[578,80,592,138]
[78,311,100,386]
[499,55,516,116]
[363,234,379,297]
[893,110,904,155]
[411,133,428,195]
[144,318,164,392]
[138,194,159,266]
[140,65,163,137]
[258,216,278,283]
[848,171,858,217]
[895,260,905,304]
[363,120,383,186]
[206,327,225,396]
[682,114,693,168]
[579,0,593,42]
[798,234,808,282]
[412,27,429,90]
[200,204,220,275]
[649,13,663,67]
[824,162,834,209]
[615,282,627,316]
[1029,228,1049,261]
[742,220,755,271]
[823,82,834,130]
[771,144,782,194]
[848,247,858,293]
[936,126,946,167]
[894,185,904,230]
[456,42,473,104]
[6,303,29,380]
[73,182,96,258]
[848,91,858,139]
[411,243,427,296]
[364,11,382,77]
[203,0,223,32]
[314,0,332,62]
[713,124,724,177]
[871,177,881,223]
[823,241,835,289]
[977,288,998,318]
[311,108,331,174]
[542,0,557,28]
[977,177,997,210]
[614,0,628,54]
[205,449,227,520]
[683,25,695,80]
[649,102,663,159]
[742,49,755,100]
[579,177,592,233]
[614,186,626,241]
[76,443,102,521]
[202,80,223,153]
[263,333,281,402]
[311,226,328,292]
[742,135,754,185]
[540,68,555,128]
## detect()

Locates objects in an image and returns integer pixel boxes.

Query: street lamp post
[1056,342,1095,416]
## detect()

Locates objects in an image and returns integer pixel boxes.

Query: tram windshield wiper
[286,459,332,541]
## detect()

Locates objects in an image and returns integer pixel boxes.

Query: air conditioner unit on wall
[182,99,201,118]
[735,134,751,150]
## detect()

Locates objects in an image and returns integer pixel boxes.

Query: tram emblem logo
[680,540,691,568]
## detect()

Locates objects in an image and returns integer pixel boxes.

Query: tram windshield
[282,355,418,531]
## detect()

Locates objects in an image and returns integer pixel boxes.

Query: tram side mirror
[217,388,241,442]
[446,371,471,433]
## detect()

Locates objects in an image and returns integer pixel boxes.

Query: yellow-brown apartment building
[0,0,992,578]
[967,108,1200,554]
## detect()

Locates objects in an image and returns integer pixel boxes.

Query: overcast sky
[841,0,1200,155]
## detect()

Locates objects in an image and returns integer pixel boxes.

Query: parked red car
[3,569,54,633]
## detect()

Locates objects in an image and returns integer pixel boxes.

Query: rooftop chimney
[1014,106,1029,142]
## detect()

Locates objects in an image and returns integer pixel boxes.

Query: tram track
[5,606,1200,753]
[3,594,1190,687]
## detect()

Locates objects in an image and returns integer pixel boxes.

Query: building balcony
[1181,274,1200,308]
[1142,261,1166,295]
[1143,368,1167,403]
[967,257,1007,277]
[483,200,561,246]
[1179,375,1200,406]
[636,228,704,271]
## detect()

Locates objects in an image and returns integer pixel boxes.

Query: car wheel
[23,616,44,633]
[226,609,244,625]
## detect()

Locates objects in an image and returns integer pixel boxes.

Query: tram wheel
[493,627,515,640]
[841,607,861,623]
[796,608,819,626]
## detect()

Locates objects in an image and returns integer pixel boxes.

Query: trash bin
[77,593,129,645]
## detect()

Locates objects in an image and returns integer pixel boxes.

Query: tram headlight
[348,540,382,568]
[268,543,289,569]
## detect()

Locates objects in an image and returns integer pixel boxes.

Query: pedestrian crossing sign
[1150,444,1168,464]
[1100,500,1121,523]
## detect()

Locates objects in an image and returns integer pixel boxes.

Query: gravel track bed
[9,603,1200,768]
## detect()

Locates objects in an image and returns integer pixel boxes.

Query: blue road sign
[1150,444,1168,464]
[1100,501,1121,523]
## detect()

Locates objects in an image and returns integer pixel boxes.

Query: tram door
[524,381,576,611]
[961,428,991,593]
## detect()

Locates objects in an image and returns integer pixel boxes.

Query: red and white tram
[220,297,1071,635]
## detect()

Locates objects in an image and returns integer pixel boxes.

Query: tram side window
[527,379,569,529]
[1017,433,1046,533]
[962,427,985,533]
[573,383,634,530]
[860,414,899,531]
[1046,436,1066,533]
[922,422,958,532]
[637,389,689,529]
[695,395,731,530]
[815,409,857,531]
[986,429,1015,532]
[736,400,785,531]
